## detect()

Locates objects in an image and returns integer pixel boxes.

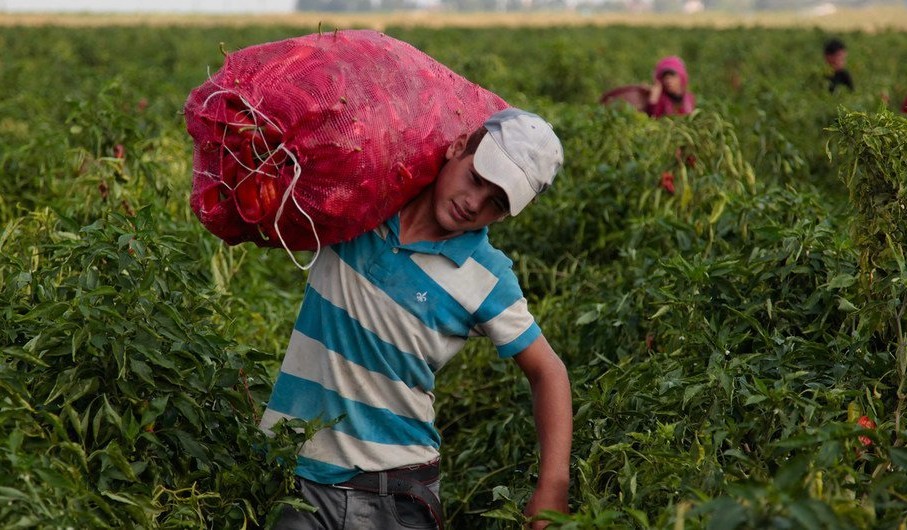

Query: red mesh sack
[185,29,508,256]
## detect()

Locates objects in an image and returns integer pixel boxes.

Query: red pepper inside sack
[185,29,508,252]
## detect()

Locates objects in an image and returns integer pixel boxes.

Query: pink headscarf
[649,56,695,117]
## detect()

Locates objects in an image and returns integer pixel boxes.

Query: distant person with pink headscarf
[646,56,696,118]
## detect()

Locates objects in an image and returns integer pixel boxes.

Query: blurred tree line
[294,0,902,13]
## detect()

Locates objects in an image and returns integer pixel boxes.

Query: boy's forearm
[532,360,573,491]
[515,336,573,503]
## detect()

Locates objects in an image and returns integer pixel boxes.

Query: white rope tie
[197,82,320,271]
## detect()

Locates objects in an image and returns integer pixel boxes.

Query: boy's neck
[399,186,463,245]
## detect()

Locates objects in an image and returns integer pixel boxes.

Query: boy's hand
[524,481,569,529]
[514,336,573,530]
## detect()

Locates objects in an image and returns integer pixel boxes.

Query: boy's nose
[462,194,478,216]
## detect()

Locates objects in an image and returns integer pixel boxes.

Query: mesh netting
[185,29,508,256]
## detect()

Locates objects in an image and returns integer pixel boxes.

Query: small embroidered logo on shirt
[416,292,428,303]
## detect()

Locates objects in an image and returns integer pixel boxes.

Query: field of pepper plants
[1,16,906,529]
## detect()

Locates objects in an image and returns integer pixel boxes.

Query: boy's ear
[445,133,470,160]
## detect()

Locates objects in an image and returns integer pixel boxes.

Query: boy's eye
[493,196,509,213]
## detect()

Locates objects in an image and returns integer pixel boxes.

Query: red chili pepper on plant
[660,171,675,194]
[857,415,876,447]
[645,333,656,351]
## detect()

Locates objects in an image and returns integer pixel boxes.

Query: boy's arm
[513,334,573,529]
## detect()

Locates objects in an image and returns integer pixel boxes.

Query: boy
[262,108,573,529]
[824,38,854,93]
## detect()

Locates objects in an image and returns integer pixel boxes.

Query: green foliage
[827,107,907,452]
[0,206,316,528]
[2,21,907,529]
[828,107,907,275]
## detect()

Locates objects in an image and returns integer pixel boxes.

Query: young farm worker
[646,56,696,118]
[262,107,574,530]
[823,38,854,93]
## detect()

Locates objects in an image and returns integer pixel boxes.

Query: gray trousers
[273,477,441,530]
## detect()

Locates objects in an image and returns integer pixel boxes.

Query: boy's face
[825,49,847,70]
[430,134,510,235]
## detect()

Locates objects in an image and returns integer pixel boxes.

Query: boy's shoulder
[346,221,515,274]
[448,228,515,275]
[471,236,514,273]
[408,230,519,294]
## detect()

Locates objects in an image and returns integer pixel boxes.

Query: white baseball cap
[473,108,564,216]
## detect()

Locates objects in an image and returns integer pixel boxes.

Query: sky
[1,0,297,13]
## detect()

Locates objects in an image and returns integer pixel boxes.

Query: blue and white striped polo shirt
[259,213,540,484]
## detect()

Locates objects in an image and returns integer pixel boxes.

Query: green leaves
[3,21,907,530]
[483,91,904,529]
[0,205,308,527]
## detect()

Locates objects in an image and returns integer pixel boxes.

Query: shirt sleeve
[472,267,541,358]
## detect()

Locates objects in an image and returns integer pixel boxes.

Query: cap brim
[473,135,534,216]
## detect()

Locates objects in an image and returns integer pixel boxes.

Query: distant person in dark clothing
[901,93,907,114]
[824,38,854,93]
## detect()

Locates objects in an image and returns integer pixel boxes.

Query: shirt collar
[387,213,488,267]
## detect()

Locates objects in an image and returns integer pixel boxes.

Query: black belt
[335,462,444,529]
